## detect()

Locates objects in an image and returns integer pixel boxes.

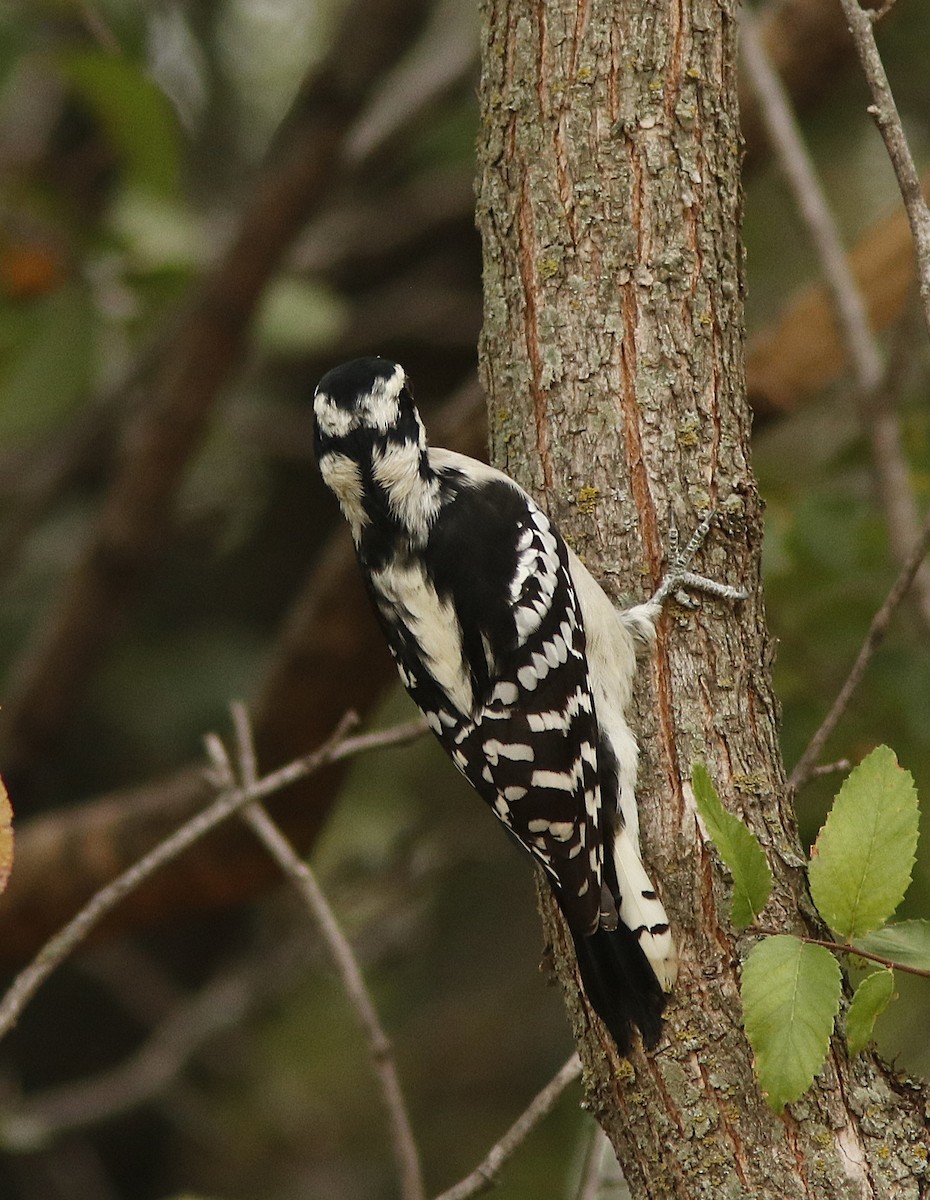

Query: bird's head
[312,357,438,546]
[313,356,424,456]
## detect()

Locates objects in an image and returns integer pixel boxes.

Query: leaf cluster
[693,747,925,1112]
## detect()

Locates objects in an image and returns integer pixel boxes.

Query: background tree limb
[0,0,435,788]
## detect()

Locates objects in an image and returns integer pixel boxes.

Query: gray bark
[475,0,930,1196]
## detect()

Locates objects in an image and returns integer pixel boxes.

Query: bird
[312,355,744,1052]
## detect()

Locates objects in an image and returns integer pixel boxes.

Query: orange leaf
[0,243,66,299]
[0,774,12,896]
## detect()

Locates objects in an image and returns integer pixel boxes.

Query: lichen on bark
[475,0,930,1196]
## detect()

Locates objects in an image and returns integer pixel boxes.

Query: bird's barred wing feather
[369,479,605,935]
[446,642,603,935]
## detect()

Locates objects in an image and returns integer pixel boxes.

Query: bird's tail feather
[566,918,667,1054]
[611,827,678,991]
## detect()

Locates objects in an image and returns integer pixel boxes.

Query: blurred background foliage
[0,0,927,1197]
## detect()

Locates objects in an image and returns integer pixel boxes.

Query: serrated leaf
[854,921,930,973]
[808,747,919,940]
[846,969,895,1055]
[691,763,772,927]
[741,935,842,1113]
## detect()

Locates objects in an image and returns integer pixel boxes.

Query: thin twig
[2,860,436,1152]
[231,703,260,792]
[837,0,930,340]
[433,1055,582,1200]
[755,928,930,980]
[344,0,478,165]
[741,13,880,389]
[788,511,930,790]
[0,714,428,1042]
[809,759,852,779]
[741,11,930,629]
[575,1124,610,1200]
[737,0,885,170]
[229,703,425,1200]
[76,0,121,52]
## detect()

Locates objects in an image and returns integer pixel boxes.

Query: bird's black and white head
[313,357,439,547]
[313,357,419,447]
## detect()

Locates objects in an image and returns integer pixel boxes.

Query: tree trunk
[475,1,930,1196]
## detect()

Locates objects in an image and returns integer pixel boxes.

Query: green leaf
[59,52,181,196]
[854,921,930,974]
[846,969,895,1055]
[691,763,772,928]
[808,746,919,940]
[741,935,842,1113]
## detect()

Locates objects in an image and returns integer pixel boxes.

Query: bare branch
[345,0,478,166]
[746,173,930,414]
[741,10,930,629]
[738,0,884,167]
[808,758,852,779]
[788,510,930,791]
[838,0,930,338]
[741,15,880,389]
[0,714,427,1041]
[1,857,435,1152]
[432,1054,582,1200]
[230,703,425,1200]
[0,946,291,1151]
[231,702,260,792]
[575,1124,612,1200]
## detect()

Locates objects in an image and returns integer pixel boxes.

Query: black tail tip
[569,924,667,1055]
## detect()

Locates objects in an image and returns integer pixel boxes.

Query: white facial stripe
[364,363,406,430]
[318,452,367,538]
[371,440,421,491]
[371,440,440,541]
[314,392,356,437]
[314,363,407,437]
